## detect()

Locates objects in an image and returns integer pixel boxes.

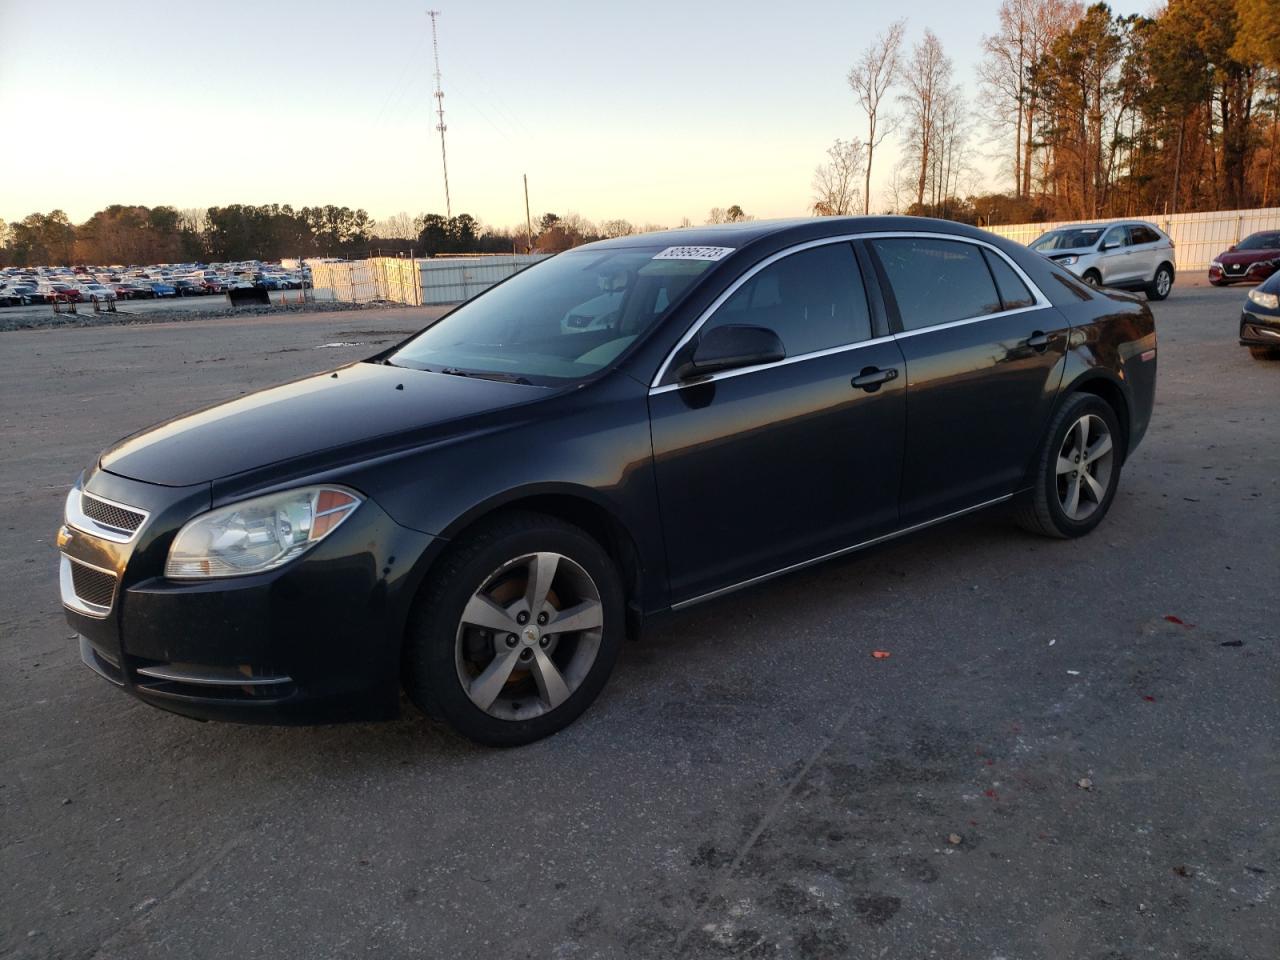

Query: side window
[1129,225,1159,245]
[1101,226,1128,249]
[870,237,1003,331]
[982,250,1036,310]
[703,243,872,356]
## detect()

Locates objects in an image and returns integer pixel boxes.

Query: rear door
[866,235,1068,525]
[649,241,906,604]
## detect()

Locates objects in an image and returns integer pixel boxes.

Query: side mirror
[676,324,785,379]
[1228,245,1237,252]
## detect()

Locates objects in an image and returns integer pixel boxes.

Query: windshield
[1031,227,1105,252]
[388,245,718,383]
[1237,232,1280,251]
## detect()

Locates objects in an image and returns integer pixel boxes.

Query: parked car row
[1029,218,1280,362]
[0,261,309,307]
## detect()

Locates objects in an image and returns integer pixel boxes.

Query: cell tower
[428,10,452,220]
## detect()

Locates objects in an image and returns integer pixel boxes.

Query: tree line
[0,204,752,267]
[814,0,1280,224]
[0,204,379,267]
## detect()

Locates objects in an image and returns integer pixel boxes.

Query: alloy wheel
[454,552,603,721]
[1156,268,1172,297]
[1056,413,1115,521]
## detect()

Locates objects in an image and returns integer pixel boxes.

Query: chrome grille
[70,560,117,609]
[80,493,145,533]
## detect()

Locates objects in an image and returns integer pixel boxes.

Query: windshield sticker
[652,246,735,261]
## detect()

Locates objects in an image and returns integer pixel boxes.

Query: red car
[46,283,83,303]
[1209,231,1280,285]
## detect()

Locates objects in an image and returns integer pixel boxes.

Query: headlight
[1057,255,1079,266]
[165,486,361,579]
[1247,288,1279,310]
[1210,260,1223,271]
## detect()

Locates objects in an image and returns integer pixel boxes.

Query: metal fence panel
[309,254,550,305]
[988,206,1280,270]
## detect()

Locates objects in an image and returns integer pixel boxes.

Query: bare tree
[848,19,906,215]
[978,0,1082,198]
[374,211,418,240]
[883,166,912,214]
[706,207,727,224]
[178,207,208,236]
[600,219,635,238]
[811,138,865,215]
[900,29,954,208]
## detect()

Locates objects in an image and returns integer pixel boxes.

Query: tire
[1082,270,1102,288]
[1209,279,1228,287]
[1015,392,1124,539]
[403,510,624,746]
[1248,345,1280,360]
[1146,264,1173,301]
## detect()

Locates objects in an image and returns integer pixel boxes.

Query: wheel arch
[431,484,650,630]
[1059,371,1131,461]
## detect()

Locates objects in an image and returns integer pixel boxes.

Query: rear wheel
[1015,393,1123,539]
[1248,344,1280,360]
[1147,264,1173,301]
[403,511,624,746]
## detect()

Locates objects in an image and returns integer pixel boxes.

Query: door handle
[1024,331,1051,351]
[851,366,898,392]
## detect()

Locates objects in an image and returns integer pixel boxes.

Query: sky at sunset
[0,0,1150,230]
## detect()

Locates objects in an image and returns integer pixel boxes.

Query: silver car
[1030,221,1176,301]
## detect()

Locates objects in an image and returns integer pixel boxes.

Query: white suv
[1030,220,1176,301]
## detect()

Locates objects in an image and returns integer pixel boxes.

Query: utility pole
[428,10,452,220]
[523,173,533,254]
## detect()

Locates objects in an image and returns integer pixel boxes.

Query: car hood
[1041,247,1096,258]
[1218,249,1279,264]
[100,361,548,486]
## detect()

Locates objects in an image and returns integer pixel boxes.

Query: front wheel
[1248,345,1280,361]
[1147,265,1173,301]
[1082,270,1102,288]
[403,511,624,746]
[1015,393,1123,539]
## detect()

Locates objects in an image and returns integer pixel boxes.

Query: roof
[583,215,1010,252]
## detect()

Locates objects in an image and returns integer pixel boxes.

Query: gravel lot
[1,282,1276,960]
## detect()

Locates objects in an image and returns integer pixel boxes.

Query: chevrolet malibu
[59,218,1157,746]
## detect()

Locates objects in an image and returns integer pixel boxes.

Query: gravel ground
[0,281,1276,960]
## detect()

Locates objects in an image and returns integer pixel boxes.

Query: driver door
[648,242,906,605]
[1098,225,1134,284]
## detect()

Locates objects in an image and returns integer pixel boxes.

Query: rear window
[870,237,1003,331]
[982,250,1036,310]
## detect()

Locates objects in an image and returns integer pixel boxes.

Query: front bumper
[60,468,439,725]
[1213,262,1278,284]
[1240,309,1280,347]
